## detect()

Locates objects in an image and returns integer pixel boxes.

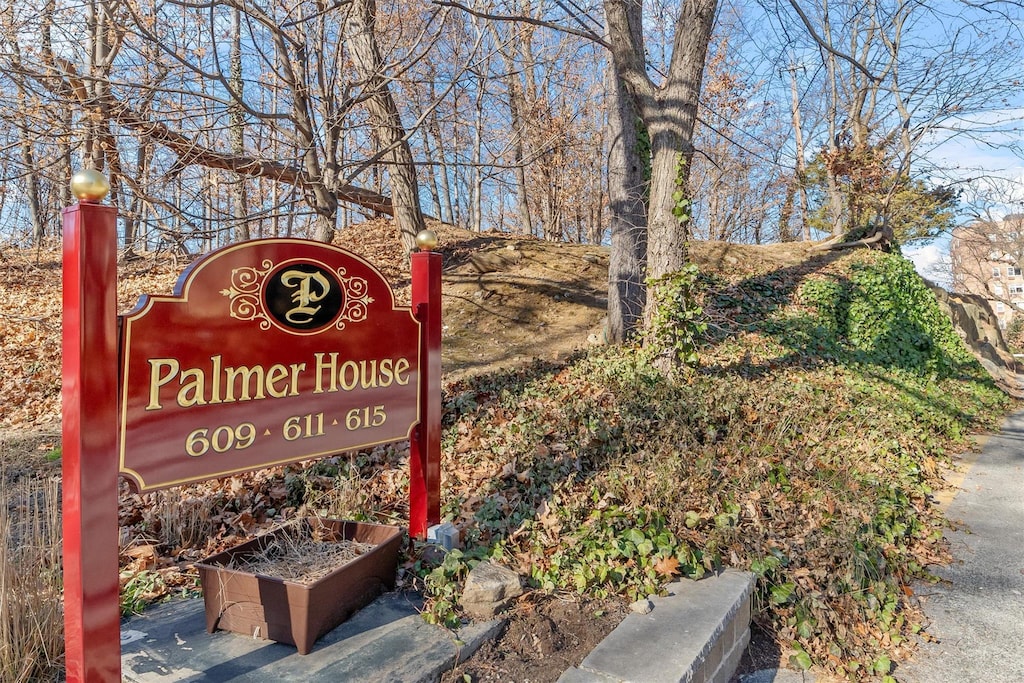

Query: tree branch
[109,100,394,214]
[43,53,393,216]
[431,0,608,48]
[808,229,886,252]
[785,0,880,83]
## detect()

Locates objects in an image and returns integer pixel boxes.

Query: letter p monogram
[280,269,331,324]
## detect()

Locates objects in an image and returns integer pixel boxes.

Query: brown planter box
[196,519,402,655]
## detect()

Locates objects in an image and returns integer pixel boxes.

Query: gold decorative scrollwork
[221,260,373,334]
[220,260,274,330]
[334,267,374,330]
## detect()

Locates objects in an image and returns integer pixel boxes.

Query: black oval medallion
[264,263,343,331]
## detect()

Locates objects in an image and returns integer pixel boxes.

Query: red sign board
[118,239,421,491]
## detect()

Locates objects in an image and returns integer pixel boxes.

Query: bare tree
[603,0,717,300]
[779,0,1022,243]
[343,0,426,250]
[4,0,451,250]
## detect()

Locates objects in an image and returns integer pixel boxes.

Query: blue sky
[905,104,1024,289]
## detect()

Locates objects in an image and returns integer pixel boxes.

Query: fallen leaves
[652,555,681,578]
[0,249,179,428]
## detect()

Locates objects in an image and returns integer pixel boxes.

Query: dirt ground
[442,593,629,683]
[439,595,789,683]
[0,429,62,485]
[437,590,788,683]
[349,219,613,380]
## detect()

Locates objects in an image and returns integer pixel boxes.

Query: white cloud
[905,236,952,289]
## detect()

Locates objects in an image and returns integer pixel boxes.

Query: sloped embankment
[430,245,1016,681]
[929,286,1022,397]
[3,231,1018,682]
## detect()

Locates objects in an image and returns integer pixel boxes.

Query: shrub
[799,252,976,376]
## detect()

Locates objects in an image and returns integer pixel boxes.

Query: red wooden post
[62,172,122,682]
[409,232,442,539]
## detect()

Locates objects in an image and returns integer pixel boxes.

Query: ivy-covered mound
[424,249,1013,682]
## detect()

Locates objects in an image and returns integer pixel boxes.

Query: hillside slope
[2,223,1016,425]
[1,225,1019,682]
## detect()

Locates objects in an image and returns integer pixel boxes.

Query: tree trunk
[519,16,551,238]
[784,63,809,241]
[229,6,250,242]
[821,11,845,235]
[345,0,425,253]
[605,65,647,343]
[470,60,486,231]
[84,0,107,171]
[604,0,717,315]
[426,74,455,224]
[778,178,797,242]
[501,28,534,235]
[21,137,44,245]
[646,125,689,276]
[421,130,444,221]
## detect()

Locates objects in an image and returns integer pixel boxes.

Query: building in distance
[950,214,1024,331]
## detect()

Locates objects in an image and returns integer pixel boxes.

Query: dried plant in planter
[228,520,378,585]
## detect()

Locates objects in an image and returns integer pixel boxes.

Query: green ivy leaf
[770,582,796,605]
[789,647,812,671]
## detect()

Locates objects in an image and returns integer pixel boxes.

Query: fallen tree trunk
[808,229,886,252]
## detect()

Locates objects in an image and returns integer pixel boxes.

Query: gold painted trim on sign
[117,238,423,491]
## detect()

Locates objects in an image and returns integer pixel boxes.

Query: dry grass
[227,520,377,585]
[142,489,216,550]
[0,471,63,682]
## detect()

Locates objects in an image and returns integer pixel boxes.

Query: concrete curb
[558,569,756,683]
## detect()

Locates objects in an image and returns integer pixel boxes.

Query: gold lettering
[145,356,310,409]
[360,359,378,389]
[288,363,306,396]
[281,270,331,324]
[224,365,266,402]
[314,353,337,393]
[339,360,359,391]
[394,357,411,385]
[265,364,290,398]
[209,355,223,404]
[378,358,394,386]
[278,354,416,396]
[176,368,207,407]
[146,358,179,410]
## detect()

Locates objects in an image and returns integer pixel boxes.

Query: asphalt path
[897,409,1024,682]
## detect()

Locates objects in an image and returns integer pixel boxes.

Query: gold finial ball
[70,169,110,202]
[415,229,439,251]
